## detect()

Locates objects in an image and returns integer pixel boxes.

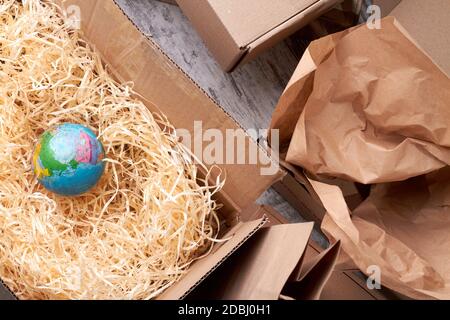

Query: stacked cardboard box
[176,0,341,71]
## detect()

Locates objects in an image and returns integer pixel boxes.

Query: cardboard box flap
[158,218,266,299]
[391,0,450,76]
[188,222,315,300]
[282,241,340,299]
[219,223,314,300]
[60,0,284,212]
[186,206,344,300]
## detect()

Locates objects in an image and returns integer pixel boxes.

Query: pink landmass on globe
[75,131,92,163]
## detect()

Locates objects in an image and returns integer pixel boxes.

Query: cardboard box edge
[158,217,268,299]
[175,0,246,71]
[240,0,341,67]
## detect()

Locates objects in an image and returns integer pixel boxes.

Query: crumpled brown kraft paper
[270,17,450,184]
[314,167,450,300]
[270,17,450,299]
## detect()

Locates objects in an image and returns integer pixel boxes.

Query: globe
[32,123,105,196]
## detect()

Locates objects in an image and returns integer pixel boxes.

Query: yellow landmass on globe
[32,143,50,178]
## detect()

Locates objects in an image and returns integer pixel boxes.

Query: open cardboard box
[176,0,341,71]
[0,0,290,300]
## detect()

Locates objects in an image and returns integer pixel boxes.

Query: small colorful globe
[32,123,105,196]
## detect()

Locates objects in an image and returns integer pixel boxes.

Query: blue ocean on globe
[32,123,106,196]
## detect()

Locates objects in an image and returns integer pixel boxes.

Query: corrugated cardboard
[187,206,341,300]
[176,0,341,71]
[0,0,285,300]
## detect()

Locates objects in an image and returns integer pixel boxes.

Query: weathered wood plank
[115,0,299,131]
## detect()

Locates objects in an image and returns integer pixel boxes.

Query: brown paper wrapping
[270,17,450,299]
[271,17,450,184]
[315,167,450,299]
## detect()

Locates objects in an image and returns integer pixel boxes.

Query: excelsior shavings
[0,0,223,299]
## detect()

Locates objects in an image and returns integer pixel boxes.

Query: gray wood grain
[115,0,327,245]
[115,0,298,131]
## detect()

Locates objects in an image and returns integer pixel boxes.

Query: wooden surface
[115,0,326,243]
[116,0,299,131]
